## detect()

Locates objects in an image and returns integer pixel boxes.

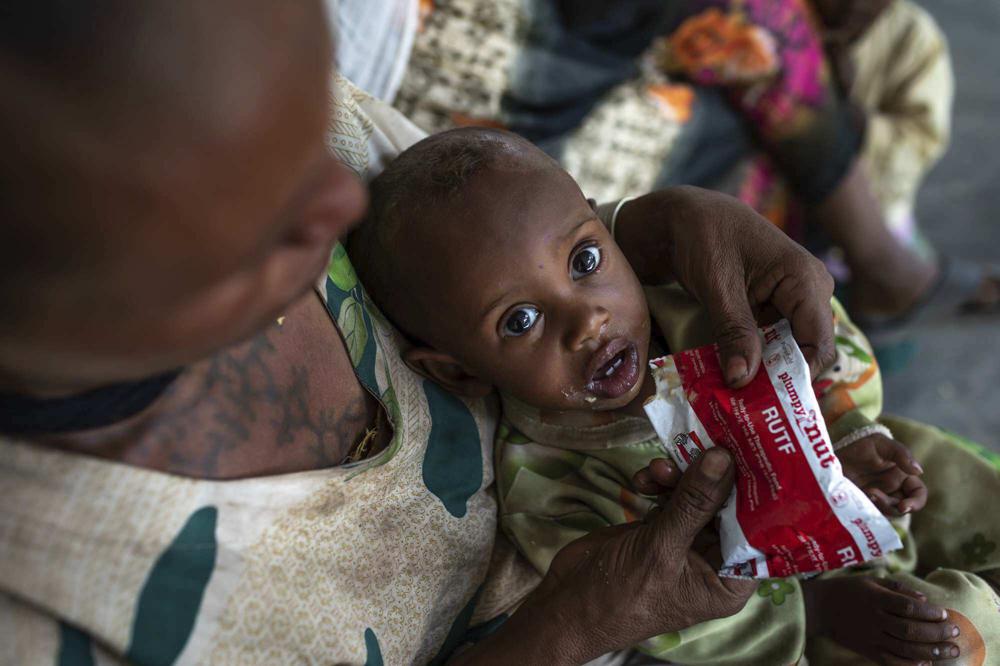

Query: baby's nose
[565,304,610,351]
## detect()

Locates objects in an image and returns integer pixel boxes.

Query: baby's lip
[586,337,631,384]
[585,338,640,400]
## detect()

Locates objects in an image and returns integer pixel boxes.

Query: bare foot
[804,577,961,665]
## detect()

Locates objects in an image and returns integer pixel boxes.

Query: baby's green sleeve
[815,298,885,445]
[495,421,807,665]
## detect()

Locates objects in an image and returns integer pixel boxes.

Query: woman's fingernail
[914,461,925,474]
[942,609,949,620]
[725,357,748,384]
[951,646,960,657]
[952,625,960,637]
[933,647,940,656]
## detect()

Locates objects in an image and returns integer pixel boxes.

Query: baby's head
[350,127,650,412]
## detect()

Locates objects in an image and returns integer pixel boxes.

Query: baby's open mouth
[586,338,641,400]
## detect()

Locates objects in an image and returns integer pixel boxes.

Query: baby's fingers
[633,467,659,495]
[868,488,901,515]
[633,458,679,496]
[866,466,910,495]
[896,476,928,515]
[880,438,925,477]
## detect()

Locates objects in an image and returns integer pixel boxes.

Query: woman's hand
[454,449,754,665]
[613,186,837,387]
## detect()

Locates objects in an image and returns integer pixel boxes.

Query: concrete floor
[879,1,1000,446]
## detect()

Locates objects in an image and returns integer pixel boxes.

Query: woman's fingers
[765,266,837,378]
[706,296,763,387]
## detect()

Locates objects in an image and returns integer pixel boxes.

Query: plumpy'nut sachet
[644,320,901,578]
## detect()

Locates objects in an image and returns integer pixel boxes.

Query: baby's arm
[816,300,927,515]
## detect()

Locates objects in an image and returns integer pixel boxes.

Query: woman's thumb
[651,448,736,552]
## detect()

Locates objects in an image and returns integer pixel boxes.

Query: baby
[349,127,970,665]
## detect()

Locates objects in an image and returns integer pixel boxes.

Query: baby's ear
[402,347,493,398]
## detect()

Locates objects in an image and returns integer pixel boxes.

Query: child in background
[349,127,1000,665]
[812,0,953,258]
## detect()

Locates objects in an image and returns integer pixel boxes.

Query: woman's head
[351,128,651,412]
[0,0,366,394]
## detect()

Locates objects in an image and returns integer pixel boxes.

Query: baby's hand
[837,434,927,516]
[804,577,961,665]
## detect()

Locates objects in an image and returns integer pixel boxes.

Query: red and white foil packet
[643,320,901,578]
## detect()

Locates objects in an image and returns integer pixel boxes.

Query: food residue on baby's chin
[561,386,598,406]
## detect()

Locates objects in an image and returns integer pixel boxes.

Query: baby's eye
[501,306,540,337]
[571,245,602,279]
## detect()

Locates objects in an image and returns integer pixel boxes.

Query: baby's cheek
[502,356,584,411]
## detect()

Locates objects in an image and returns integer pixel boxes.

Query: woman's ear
[402,347,494,398]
